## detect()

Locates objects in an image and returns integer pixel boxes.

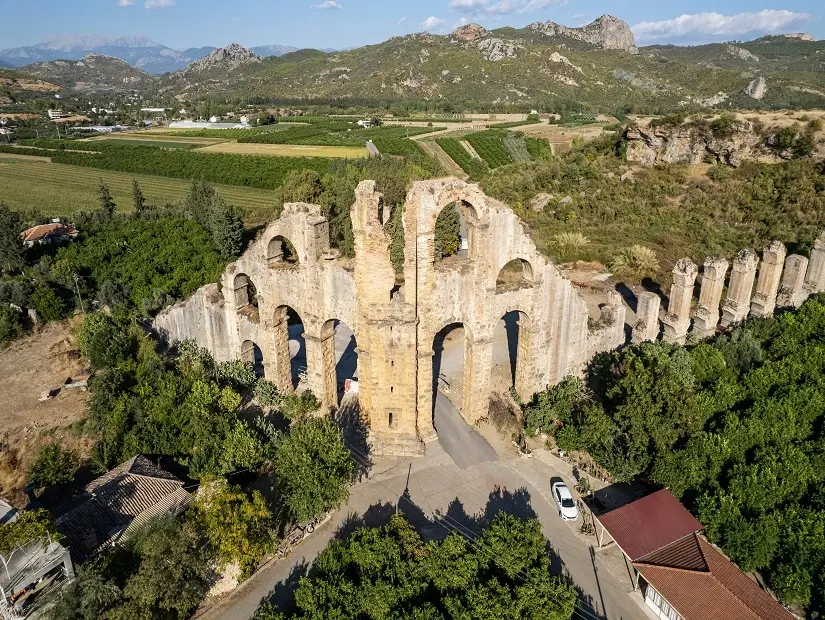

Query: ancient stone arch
[155,179,625,455]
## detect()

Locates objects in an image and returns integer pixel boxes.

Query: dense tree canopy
[529,297,825,612]
[255,513,577,620]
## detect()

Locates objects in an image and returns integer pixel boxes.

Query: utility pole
[73,274,85,314]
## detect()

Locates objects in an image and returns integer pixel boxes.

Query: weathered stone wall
[154,179,625,455]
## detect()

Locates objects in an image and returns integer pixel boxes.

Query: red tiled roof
[597,489,703,561]
[21,223,78,243]
[634,534,794,620]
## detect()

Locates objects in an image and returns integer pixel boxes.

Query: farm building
[20,221,78,248]
[594,489,794,620]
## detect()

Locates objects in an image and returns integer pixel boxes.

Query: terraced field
[0,160,278,220]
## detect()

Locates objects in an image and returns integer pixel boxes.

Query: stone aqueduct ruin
[156,176,825,455]
[155,179,625,454]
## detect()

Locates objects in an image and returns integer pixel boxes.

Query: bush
[280,390,321,420]
[217,360,257,388]
[0,305,23,344]
[254,380,282,408]
[28,443,79,488]
[77,313,139,369]
[272,416,354,523]
[0,509,59,554]
[554,232,590,249]
[610,245,660,278]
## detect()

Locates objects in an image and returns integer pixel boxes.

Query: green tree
[208,195,244,259]
[0,201,25,274]
[98,181,116,219]
[0,305,23,344]
[0,509,60,555]
[191,477,275,575]
[116,520,211,619]
[434,203,461,260]
[131,178,147,214]
[29,283,65,322]
[271,416,354,524]
[44,562,122,620]
[76,313,139,369]
[28,443,80,488]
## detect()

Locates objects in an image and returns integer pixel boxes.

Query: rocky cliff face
[182,43,260,74]
[626,120,766,167]
[529,14,637,53]
[451,24,487,43]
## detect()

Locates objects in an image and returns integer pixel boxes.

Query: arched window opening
[495,259,534,293]
[322,319,359,405]
[267,235,299,266]
[233,273,258,310]
[434,201,476,264]
[431,323,467,425]
[241,340,265,378]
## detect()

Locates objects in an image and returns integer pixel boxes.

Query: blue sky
[0,0,822,50]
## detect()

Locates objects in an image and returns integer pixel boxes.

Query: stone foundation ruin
[155,178,625,455]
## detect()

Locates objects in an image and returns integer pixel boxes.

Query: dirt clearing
[0,320,93,505]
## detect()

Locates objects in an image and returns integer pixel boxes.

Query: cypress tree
[98,181,116,219]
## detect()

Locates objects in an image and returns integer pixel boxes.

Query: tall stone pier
[721,249,759,327]
[632,292,661,344]
[777,255,809,308]
[662,258,698,344]
[804,232,825,295]
[750,241,787,317]
[692,257,729,339]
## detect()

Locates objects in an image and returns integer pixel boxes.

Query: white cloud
[313,0,342,9]
[118,0,134,6]
[422,16,446,30]
[454,16,470,28]
[397,16,409,26]
[632,10,812,44]
[448,0,561,17]
[144,0,174,7]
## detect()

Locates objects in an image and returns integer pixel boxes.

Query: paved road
[433,389,497,469]
[199,443,648,620]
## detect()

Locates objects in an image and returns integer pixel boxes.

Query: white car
[552,482,579,521]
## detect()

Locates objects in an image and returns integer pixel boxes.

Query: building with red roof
[594,489,795,620]
[20,221,78,247]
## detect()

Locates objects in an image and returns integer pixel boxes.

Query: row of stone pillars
[633,232,825,344]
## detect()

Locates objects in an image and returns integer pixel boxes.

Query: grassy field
[90,139,201,149]
[195,142,368,158]
[0,152,51,163]
[0,160,279,221]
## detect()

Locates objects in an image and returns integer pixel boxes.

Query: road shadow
[262,559,310,610]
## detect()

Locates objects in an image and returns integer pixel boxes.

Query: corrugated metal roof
[634,535,794,620]
[55,456,190,562]
[597,488,703,561]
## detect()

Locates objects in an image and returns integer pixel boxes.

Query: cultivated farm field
[196,142,368,158]
[0,160,279,220]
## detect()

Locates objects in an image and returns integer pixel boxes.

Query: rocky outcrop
[182,43,260,73]
[782,33,814,41]
[745,76,767,100]
[452,24,487,42]
[724,45,759,62]
[625,119,766,167]
[477,38,522,61]
[529,14,637,53]
[548,52,583,73]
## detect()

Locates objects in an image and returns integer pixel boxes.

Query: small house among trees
[54,456,191,562]
[20,221,78,248]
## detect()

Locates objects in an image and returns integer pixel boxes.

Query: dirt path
[418,140,467,179]
[459,140,482,160]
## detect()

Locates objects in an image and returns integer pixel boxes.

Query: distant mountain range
[0,35,300,74]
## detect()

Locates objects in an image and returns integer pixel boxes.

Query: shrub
[610,245,660,278]
[76,313,139,369]
[0,305,23,344]
[28,443,80,488]
[0,509,59,554]
[707,165,732,182]
[280,390,321,420]
[650,113,686,129]
[254,380,282,408]
[217,360,257,388]
[554,232,590,249]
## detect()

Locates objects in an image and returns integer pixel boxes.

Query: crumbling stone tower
[155,178,626,455]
